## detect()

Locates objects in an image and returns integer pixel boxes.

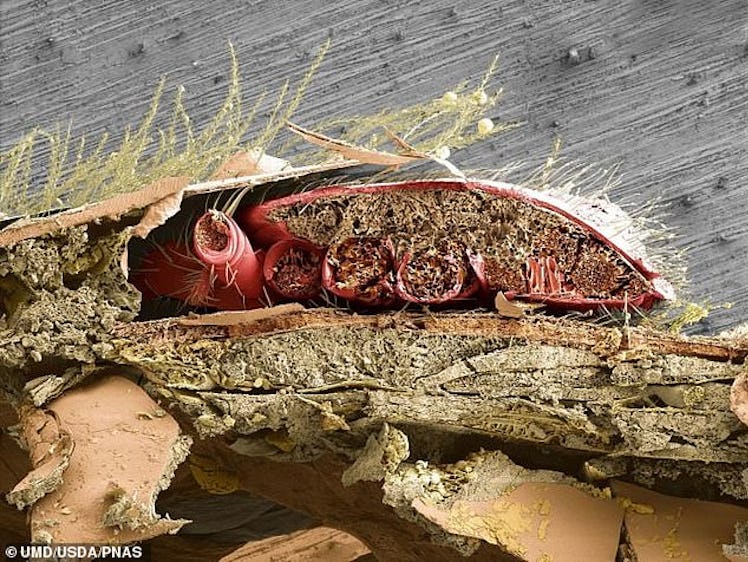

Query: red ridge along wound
[192,210,265,309]
[240,179,674,311]
[263,238,324,300]
[321,237,397,305]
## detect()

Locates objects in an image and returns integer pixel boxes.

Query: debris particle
[566,47,581,66]
[477,117,495,135]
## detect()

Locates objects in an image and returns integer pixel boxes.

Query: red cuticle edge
[263,238,324,300]
[240,202,293,248]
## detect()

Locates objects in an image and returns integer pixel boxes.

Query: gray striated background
[1,0,746,333]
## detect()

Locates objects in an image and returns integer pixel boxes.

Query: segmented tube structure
[132,211,264,311]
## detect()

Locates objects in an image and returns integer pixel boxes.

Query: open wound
[130,180,672,313]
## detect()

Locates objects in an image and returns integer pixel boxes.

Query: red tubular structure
[395,243,479,304]
[132,211,265,311]
[263,238,324,300]
[131,241,251,310]
[321,237,396,305]
[191,211,264,309]
[242,203,293,248]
